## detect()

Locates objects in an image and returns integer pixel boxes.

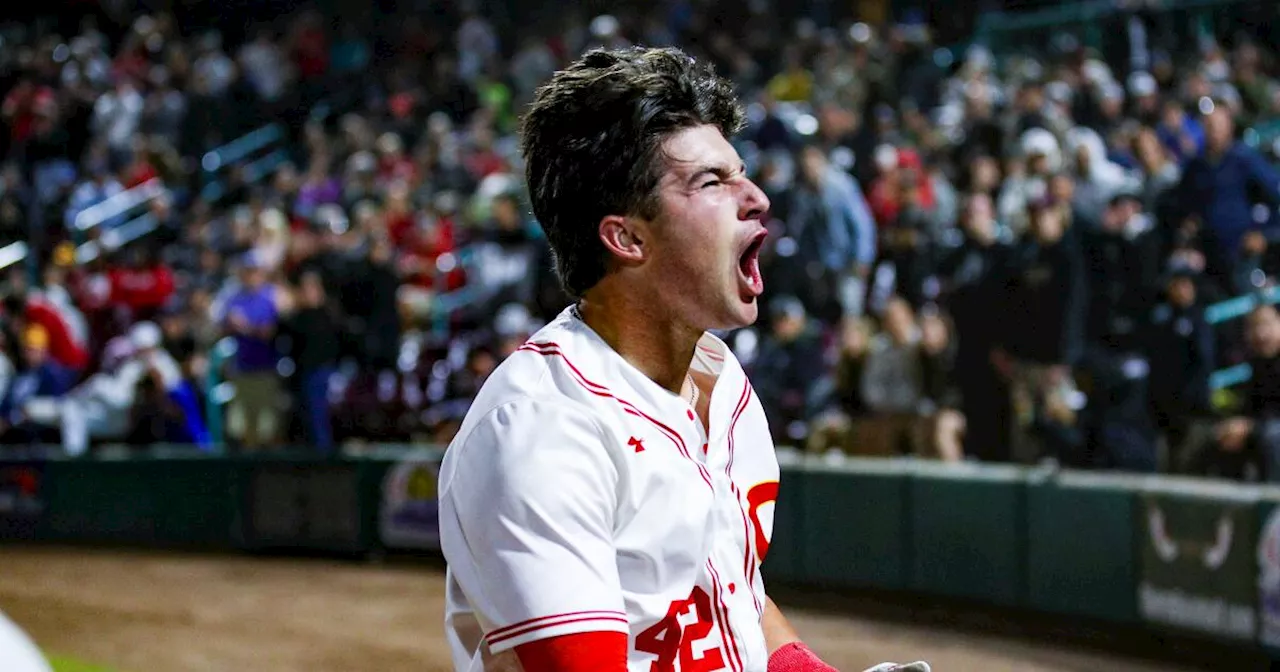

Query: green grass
[48,655,118,672]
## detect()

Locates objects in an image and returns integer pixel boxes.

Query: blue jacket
[1179,143,1280,257]
[0,361,75,422]
[789,167,878,273]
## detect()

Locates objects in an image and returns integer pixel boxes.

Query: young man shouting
[439,46,929,672]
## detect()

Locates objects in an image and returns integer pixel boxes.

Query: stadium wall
[2,450,1279,659]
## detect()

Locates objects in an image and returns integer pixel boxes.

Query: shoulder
[441,391,621,504]
[444,313,623,474]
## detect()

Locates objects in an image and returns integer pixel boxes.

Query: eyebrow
[685,162,747,187]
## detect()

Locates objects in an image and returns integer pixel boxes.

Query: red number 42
[635,587,726,672]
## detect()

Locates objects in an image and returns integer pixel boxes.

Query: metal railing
[0,241,29,274]
[203,336,239,452]
[70,177,167,244]
[1206,286,1280,391]
[198,123,288,205]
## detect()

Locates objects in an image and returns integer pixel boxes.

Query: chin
[716,296,759,331]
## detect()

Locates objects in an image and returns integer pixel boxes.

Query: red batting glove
[768,642,839,672]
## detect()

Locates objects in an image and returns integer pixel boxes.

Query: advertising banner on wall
[379,449,445,551]
[1255,501,1280,649]
[1138,491,1257,641]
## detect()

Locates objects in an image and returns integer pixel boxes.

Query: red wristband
[768,642,839,672]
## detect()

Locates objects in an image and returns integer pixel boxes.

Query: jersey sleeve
[440,397,629,654]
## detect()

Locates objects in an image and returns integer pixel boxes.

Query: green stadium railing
[2,450,1276,662]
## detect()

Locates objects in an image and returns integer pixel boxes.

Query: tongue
[739,248,763,296]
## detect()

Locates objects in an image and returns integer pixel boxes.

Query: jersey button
[728,583,736,594]
[686,409,695,421]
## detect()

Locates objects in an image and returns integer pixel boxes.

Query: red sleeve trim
[515,630,628,672]
[485,610,627,647]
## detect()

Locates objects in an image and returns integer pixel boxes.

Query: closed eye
[700,179,722,189]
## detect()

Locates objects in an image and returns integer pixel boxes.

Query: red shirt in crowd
[292,26,329,79]
[868,147,936,226]
[107,264,175,312]
[399,215,464,291]
[22,298,89,371]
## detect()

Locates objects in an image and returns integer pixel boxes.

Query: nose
[739,176,770,222]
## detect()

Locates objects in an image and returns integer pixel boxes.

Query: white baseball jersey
[440,306,780,672]
[0,611,52,672]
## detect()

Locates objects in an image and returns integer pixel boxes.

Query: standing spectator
[1178,107,1280,279]
[343,236,401,371]
[939,192,1013,461]
[786,143,877,320]
[1146,266,1215,472]
[1001,198,1088,463]
[219,253,281,450]
[282,272,339,452]
[1081,192,1161,354]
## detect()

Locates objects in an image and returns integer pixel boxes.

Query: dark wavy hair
[520,46,745,298]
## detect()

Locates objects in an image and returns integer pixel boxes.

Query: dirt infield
[0,547,1192,672]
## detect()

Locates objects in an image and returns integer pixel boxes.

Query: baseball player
[439,46,929,672]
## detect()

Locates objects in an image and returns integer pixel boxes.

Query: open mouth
[737,230,767,298]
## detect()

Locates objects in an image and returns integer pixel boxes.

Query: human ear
[598,215,647,264]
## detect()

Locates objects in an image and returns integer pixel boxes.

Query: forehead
[657,125,741,180]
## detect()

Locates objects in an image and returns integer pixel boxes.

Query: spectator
[1156,98,1203,165]
[1081,192,1161,354]
[853,297,931,457]
[1147,265,1215,472]
[0,325,75,445]
[939,192,1013,461]
[126,321,208,449]
[1131,125,1181,221]
[57,335,138,456]
[64,161,123,233]
[1000,198,1088,463]
[342,236,401,371]
[106,246,176,323]
[747,296,829,446]
[785,144,877,321]
[844,295,957,458]
[219,253,281,450]
[1208,305,1280,481]
[1178,107,1280,279]
[282,272,339,452]
[3,291,89,373]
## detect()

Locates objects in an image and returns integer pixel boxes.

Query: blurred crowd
[2,1,1280,483]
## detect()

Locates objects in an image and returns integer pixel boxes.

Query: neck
[577,281,702,394]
